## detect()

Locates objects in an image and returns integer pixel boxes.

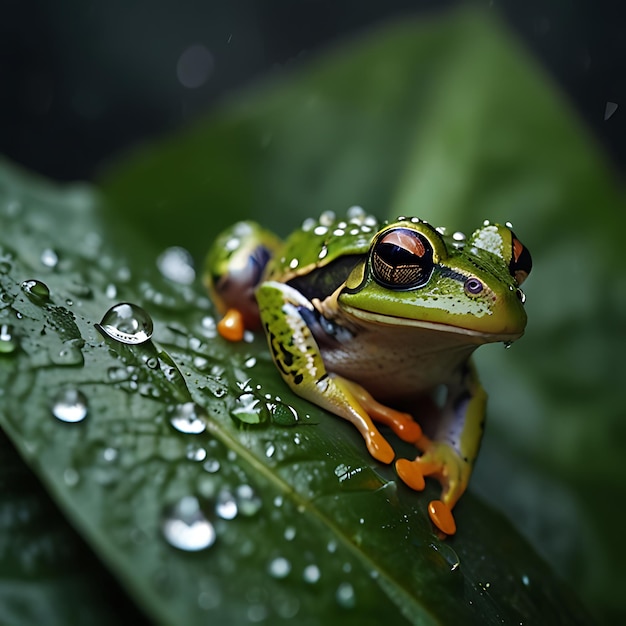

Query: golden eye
[371,228,434,289]
[509,235,532,285]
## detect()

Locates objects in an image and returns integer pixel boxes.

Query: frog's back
[265,207,380,282]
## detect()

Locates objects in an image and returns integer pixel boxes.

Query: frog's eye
[509,235,532,285]
[371,228,434,289]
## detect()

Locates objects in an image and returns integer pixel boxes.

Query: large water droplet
[97,302,153,344]
[51,388,88,423]
[0,324,18,354]
[21,279,50,303]
[169,402,206,434]
[162,496,216,551]
[230,393,266,425]
[157,246,196,284]
[269,402,299,425]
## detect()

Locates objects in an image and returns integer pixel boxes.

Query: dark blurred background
[1,0,624,182]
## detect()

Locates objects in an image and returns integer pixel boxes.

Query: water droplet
[230,393,266,425]
[169,402,206,434]
[203,458,221,473]
[269,402,299,425]
[51,388,88,423]
[21,279,50,303]
[303,564,321,584]
[522,574,530,586]
[186,444,207,462]
[215,489,238,520]
[268,556,291,579]
[430,541,461,572]
[336,582,355,608]
[200,315,217,337]
[97,302,153,344]
[162,496,216,551]
[157,246,196,284]
[40,248,59,268]
[0,324,18,354]
[51,341,84,366]
[265,442,276,458]
[284,526,296,541]
[244,356,256,368]
[103,447,118,462]
[107,366,131,382]
[235,484,262,516]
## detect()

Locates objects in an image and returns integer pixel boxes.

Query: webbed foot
[396,441,471,535]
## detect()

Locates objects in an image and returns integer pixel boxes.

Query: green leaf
[101,7,626,622]
[0,156,588,625]
[2,4,618,624]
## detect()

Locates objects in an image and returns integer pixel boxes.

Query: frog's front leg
[396,361,487,535]
[257,281,410,465]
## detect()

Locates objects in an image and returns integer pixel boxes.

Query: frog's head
[338,218,532,342]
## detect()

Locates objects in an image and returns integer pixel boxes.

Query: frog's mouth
[341,304,525,344]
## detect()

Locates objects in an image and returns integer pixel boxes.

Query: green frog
[204,207,532,535]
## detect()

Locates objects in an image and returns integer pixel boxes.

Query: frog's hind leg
[257,281,395,464]
[395,362,487,535]
[205,221,282,341]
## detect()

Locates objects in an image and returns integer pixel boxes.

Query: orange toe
[217,309,245,342]
[428,500,456,535]
[367,431,394,464]
[395,458,425,491]
[394,418,422,443]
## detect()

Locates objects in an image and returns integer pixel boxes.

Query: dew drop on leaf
[21,278,50,303]
[162,496,216,552]
[268,556,291,579]
[169,402,206,434]
[215,489,238,520]
[230,393,266,425]
[40,248,59,268]
[203,458,221,473]
[97,302,153,344]
[186,443,207,462]
[51,387,88,423]
[336,582,356,608]
[235,484,262,517]
[157,246,196,284]
[303,564,321,584]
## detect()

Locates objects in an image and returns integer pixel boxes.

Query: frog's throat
[340,304,524,342]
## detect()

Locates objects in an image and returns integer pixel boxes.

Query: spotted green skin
[205,207,530,524]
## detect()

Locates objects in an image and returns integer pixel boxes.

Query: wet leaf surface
[2,6,622,625]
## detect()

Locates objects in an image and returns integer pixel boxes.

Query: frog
[204,206,532,535]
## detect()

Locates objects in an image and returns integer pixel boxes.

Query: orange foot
[395,457,458,536]
[217,308,245,342]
